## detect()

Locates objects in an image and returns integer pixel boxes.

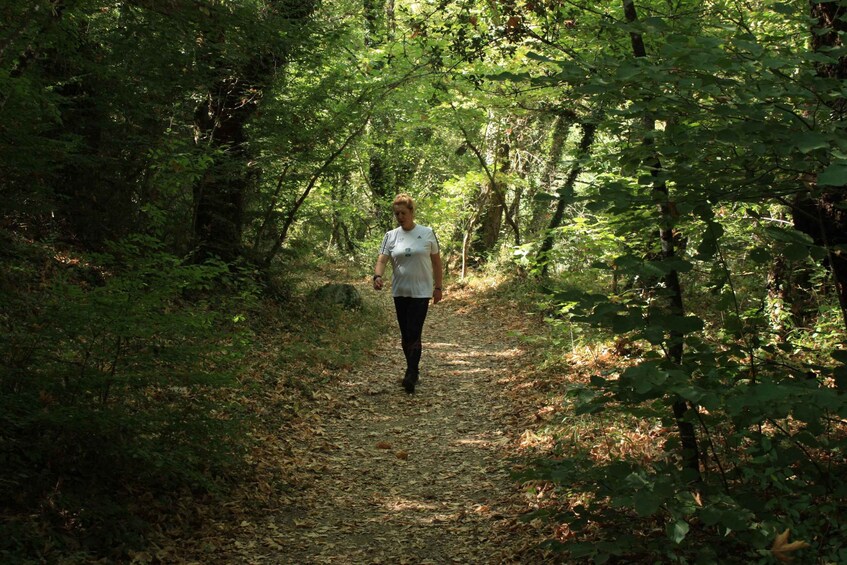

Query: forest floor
[171,282,560,564]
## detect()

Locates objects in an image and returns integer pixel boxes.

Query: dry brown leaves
[154,281,560,564]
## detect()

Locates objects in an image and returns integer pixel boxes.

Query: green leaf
[611,311,645,333]
[795,131,830,154]
[809,245,828,261]
[695,222,724,260]
[771,2,795,15]
[793,430,821,448]
[616,62,642,80]
[673,386,705,403]
[783,242,810,261]
[533,192,557,203]
[658,256,694,274]
[634,490,663,516]
[718,509,750,532]
[643,325,665,345]
[666,519,690,544]
[700,505,723,526]
[831,350,847,363]
[590,375,607,387]
[748,248,771,264]
[833,366,847,391]
[751,382,789,403]
[652,315,704,334]
[643,17,670,32]
[622,362,669,395]
[818,163,847,186]
[763,226,814,245]
[490,71,528,82]
[793,403,820,425]
[525,51,560,64]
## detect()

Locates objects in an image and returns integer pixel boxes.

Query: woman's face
[393,204,414,230]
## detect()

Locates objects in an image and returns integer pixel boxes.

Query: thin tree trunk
[263,118,370,267]
[253,163,293,253]
[529,110,577,234]
[478,183,503,252]
[623,0,702,481]
[537,121,596,277]
[452,109,522,246]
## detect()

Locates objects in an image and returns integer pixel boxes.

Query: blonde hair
[392,193,415,212]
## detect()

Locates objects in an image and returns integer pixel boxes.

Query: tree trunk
[192,0,316,263]
[537,121,596,277]
[454,112,521,254]
[330,172,358,254]
[791,2,847,333]
[529,110,576,235]
[368,148,395,230]
[477,184,503,253]
[623,0,702,481]
[193,80,251,263]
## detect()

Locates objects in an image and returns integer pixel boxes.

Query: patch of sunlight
[429,344,523,360]
[459,367,497,375]
[455,432,509,449]
[519,429,554,449]
[455,438,490,447]
[383,497,438,512]
[422,512,462,524]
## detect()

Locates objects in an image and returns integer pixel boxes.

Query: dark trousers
[393,297,430,375]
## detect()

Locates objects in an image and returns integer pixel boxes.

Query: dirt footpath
[218,287,548,564]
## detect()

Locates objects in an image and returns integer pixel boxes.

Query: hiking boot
[402,369,416,394]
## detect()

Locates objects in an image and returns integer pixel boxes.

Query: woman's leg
[404,298,429,377]
[393,297,430,389]
[394,297,413,372]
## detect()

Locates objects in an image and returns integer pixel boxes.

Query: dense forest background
[2,0,847,562]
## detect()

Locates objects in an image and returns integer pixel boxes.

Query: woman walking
[372,194,443,394]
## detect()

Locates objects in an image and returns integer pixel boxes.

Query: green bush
[525,230,847,563]
[0,235,252,560]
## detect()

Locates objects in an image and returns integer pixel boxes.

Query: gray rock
[311,283,362,310]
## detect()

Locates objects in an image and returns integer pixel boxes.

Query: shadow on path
[224,287,539,564]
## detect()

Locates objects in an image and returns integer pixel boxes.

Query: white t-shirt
[379,224,440,298]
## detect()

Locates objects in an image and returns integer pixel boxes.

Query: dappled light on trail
[210,283,548,564]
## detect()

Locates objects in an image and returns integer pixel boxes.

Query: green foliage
[0,235,253,559]
[531,212,847,561]
[5,0,847,561]
[479,0,847,558]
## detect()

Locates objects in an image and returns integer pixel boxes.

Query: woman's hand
[430,253,443,304]
[373,254,389,291]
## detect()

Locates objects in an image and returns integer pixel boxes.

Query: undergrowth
[487,255,847,564]
[0,232,390,563]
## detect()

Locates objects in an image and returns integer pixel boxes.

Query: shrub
[0,234,252,560]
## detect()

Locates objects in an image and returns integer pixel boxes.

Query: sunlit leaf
[771,529,810,562]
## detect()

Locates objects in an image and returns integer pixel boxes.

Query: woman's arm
[431,253,443,304]
[373,253,390,290]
